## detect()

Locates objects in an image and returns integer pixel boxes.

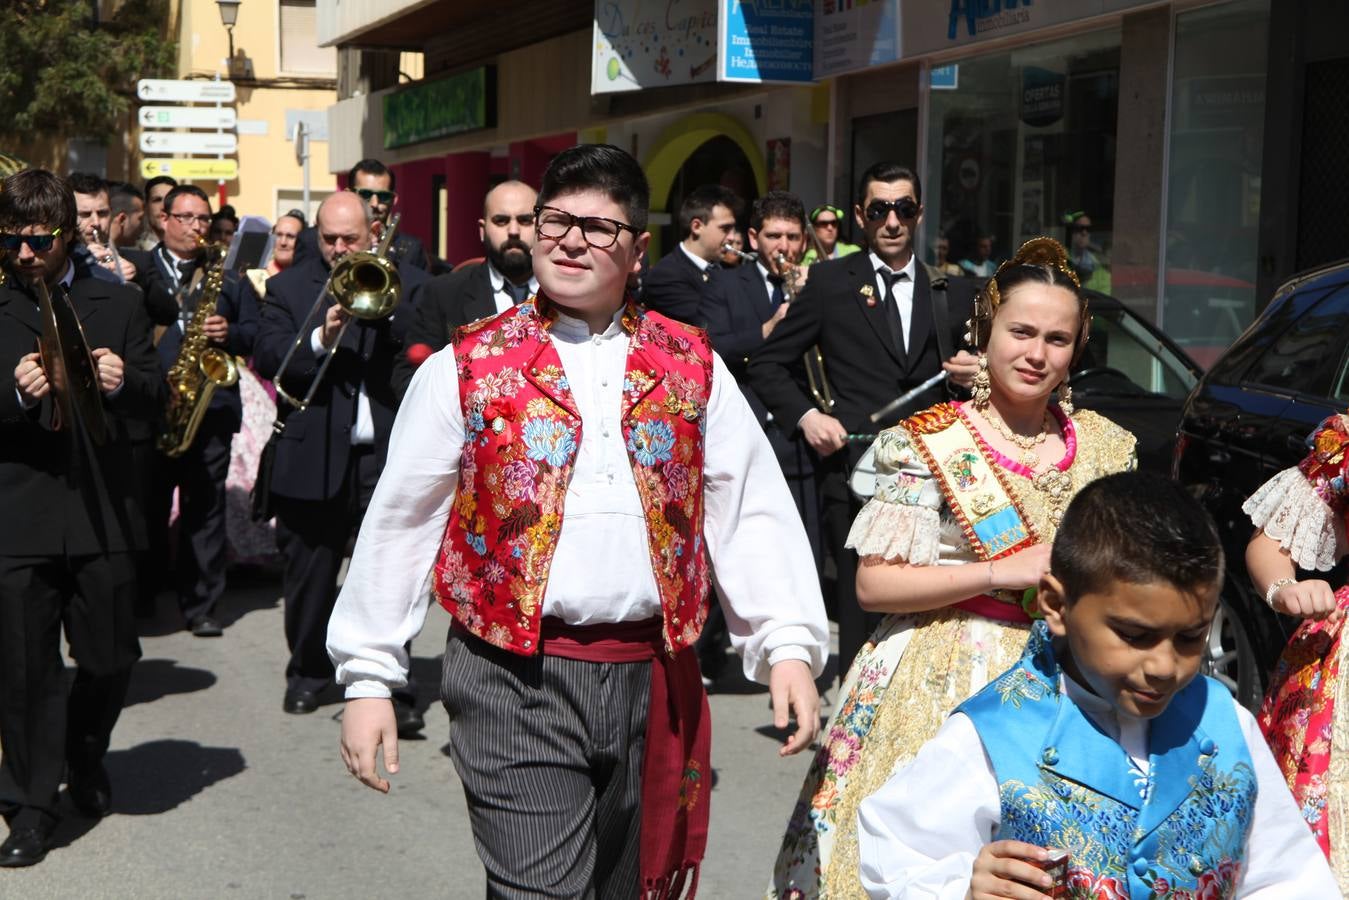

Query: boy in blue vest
[857,471,1335,899]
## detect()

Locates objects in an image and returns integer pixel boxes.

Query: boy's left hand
[769,659,819,756]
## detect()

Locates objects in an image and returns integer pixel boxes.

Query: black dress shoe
[283,689,319,715]
[0,828,48,868]
[67,763,112,817]
[393,700,425,738]
[187,615,223,637]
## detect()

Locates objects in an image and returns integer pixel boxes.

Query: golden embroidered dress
[769,401,1135,899]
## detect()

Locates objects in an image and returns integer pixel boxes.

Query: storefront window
[924,30,1120,290]
[1162,0,1269,367]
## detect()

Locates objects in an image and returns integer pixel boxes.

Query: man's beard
[487,237,532,281]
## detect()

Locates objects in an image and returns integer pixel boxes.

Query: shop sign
[1019,67,1064,127]
[718,0,814,84]
[930,64,960,90]
[383,67,496,150]
[591,0,719,95]
[902,0,1157,56]
[814,0,898,79]
[1182,75,1265,130]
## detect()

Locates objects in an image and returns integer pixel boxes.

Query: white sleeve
[858,713,1000,899]
[1233,702,1340,897]
[701,351,830,684]
[326,348,464,698]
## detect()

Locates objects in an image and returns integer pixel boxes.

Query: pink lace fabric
[225,364,278,563]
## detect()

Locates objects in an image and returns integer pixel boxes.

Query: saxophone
[158,240,239,457]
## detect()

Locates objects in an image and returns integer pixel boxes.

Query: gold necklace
[984,409,1052,469]
[1031,466,1073,527]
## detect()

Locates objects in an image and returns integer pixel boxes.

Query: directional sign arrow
[140,158,239,180]
[139,132,238,154]
[136,79,236,103]
[138,106,237,130]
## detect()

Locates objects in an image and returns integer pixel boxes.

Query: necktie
[768,276,785,310]
[878,268,909,355]
[506,281,531,305]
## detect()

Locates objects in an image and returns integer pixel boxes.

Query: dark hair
[348,158,395,192]
[1052,471,1224,603]
[212,205,239,226]
[66,171,107,198]
[144,175,177,195]
[750,191,806,233]
[107,181,143,218]
[973,256,1085,357]
[537,144,650,233]
[0,169,77,237]
[162,184,211,216]
[283,208,307,227]
[855,161,922,208]
[677,185,740,238]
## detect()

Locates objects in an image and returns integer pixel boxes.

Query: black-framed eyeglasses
[0,228,62,252]
[490,213,536,228]
[168,212,212,227]
[864,199,920,222]
[534,205,640,249]
[354,188,395,204]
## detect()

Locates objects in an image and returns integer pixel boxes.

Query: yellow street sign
[139,158,239,180]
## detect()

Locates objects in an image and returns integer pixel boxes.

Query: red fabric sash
[540,618,711,899]
[954,593,1034,624]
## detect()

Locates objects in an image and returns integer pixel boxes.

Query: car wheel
[1204,599,1264,711]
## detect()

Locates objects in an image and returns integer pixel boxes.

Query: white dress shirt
[487,261,539,315]
[309,326,374,445]
[856,675,1338,899]
[678,241,713,274]
[327,307,830,698]
[869,251,917,354]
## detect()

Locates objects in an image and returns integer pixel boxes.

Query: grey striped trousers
[442,628,653,899]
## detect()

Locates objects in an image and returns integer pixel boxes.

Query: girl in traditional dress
[1244,413,1349,892]
[770,238,1137,899]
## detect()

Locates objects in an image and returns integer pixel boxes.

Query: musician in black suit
[748,162,981,677]
[137,185,260,637]
[394,179,538,397]
[253,191,428,721]
[295,159,429,271]
[0,169,164,866]
[640,184,739,326]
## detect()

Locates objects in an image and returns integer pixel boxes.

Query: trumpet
[775,253,805,303]
[720,242,758,263]
[272,214,403,411]
[92,226,126,284]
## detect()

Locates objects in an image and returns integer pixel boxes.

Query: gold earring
[1059,382,1073,416]
[972,354,991,410]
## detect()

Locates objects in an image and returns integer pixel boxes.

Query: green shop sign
[383,67,496,150]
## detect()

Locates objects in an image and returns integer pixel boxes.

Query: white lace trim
[845,500,943,565]
[1243,467,1346,572]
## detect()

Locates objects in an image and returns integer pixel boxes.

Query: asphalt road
[7,569,829,898]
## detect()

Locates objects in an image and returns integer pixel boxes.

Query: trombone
[271,214,402,411]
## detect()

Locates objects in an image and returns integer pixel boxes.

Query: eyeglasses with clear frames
[168,212,212,227]
[534,205,640,249]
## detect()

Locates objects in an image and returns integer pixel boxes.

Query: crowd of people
[0,142,1346,900]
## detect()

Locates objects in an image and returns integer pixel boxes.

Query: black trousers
[273,445,379,695]
[159,418,233,623]
[0,553,140,830]
[818,460,879,681]
[442,630,651,899]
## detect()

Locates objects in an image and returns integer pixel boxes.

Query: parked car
[1173,258,1349,709]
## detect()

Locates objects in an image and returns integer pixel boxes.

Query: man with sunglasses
[294,159,429,272]
[393,180,538,398]
[126,184,260,638]
[0,169,163,866]
[749,161,981,679]
[254,190,428,725]
[801,204,861,265]
[641,184,741,325]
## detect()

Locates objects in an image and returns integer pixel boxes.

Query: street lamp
[216,0,242,65]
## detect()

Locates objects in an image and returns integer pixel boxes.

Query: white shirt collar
[869,250,917,280]
[549,306,625,342]
[678,241,712,272]
[59,260,75,289]
[487,259,538,295]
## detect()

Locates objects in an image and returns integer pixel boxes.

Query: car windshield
[1072,307,1198,400]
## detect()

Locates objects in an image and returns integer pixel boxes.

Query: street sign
[139,106,237,129]
[140,158,239,180]
[136,79,236,103]
[139,132,238,154]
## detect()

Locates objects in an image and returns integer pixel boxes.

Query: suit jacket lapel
[744,265,773,325]
[904,263,933,371]
[850,255,905,367]
[0,282,43,336]
[468,264,498,320]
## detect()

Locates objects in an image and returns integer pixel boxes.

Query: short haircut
[107,181,143,218]
[348,158,395,192]
[750,191,806,233]
[856,161,922,207]
[0,168,77,237]
[161,184,211,217]
[677,185,740,238]
[144,175,178,195]
[66,171,107,199]
[537,144,650,233]
[1052,471,1224,603]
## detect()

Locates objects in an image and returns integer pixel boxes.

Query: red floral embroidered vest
[433,298,714,657]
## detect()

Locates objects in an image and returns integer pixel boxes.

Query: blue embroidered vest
[957,623,1256,899]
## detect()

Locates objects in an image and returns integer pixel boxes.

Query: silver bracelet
[1265,577,1297,608]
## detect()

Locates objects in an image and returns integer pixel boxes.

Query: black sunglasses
[354,188,395,204]
[1071,224,1092,233]
[864,199,920,222]
[0,228,62,252]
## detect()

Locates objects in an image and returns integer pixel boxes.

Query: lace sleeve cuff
[846,500,943,565]
[1243,466,1347,571]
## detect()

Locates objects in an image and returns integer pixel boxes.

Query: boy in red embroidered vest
[328,145,829,897]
